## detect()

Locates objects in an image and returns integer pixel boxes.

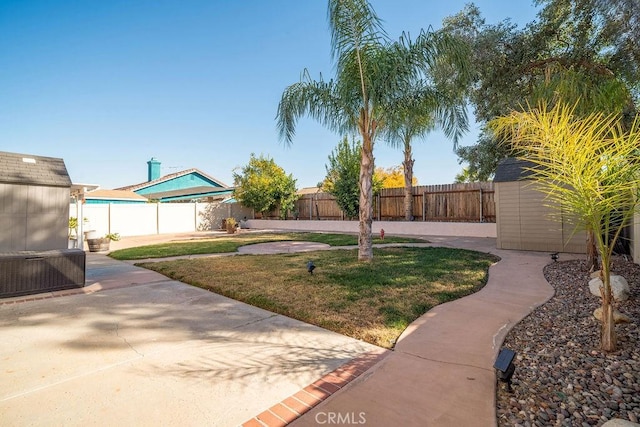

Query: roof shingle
[493,158,537,182]
[0,151,72,187]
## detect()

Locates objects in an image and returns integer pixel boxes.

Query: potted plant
[87,233,120,252]
[68,217,79,248]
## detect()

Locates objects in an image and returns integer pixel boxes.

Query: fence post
[479,188,483,223]
[194,202,198,231]
[422,191,426,221]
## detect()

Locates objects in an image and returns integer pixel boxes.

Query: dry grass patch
[139,247,498,348]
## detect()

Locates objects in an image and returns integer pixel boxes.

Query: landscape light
[494,348,516,392]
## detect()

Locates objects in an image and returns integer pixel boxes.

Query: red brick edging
[241,350,388,427]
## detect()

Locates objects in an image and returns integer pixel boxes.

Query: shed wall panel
[633,211,640,263]
[496,182,521,249]
[0,183,68,251]
[496,181,585,253]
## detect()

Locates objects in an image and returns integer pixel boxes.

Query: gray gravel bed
[496,257,640,427]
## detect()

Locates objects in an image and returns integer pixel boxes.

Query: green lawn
[139,247,498,348]
[109,232,426,260]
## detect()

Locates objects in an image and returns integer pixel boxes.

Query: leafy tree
[534,0,640,97]
[375,165,417,188]
[277,0,470,261]
[233,154,298,219]
[453,167,479,183]
[442,2,639,178]
[491,102,640,352]
[322,137,383,219]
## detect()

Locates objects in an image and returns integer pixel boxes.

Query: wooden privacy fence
[255,182,495,223]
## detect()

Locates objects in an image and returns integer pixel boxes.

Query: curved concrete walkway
[289,236,558,427]
[1,233,563,426]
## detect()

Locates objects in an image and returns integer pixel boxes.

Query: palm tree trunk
[599,260,617,351]
[358,133,374,262]
[403,139,414,221]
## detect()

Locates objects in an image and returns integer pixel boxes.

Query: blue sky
[0,1,539,190]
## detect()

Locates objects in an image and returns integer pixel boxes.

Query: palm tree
[527,64,635,271]
[277,0,470,261]
[384,68,469,220]
[492,102,640,351]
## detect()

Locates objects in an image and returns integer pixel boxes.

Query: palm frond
[437,102,469,148]
[276,70,354,144]
[328,0,387,64]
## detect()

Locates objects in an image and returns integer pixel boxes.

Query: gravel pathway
[496,257,640,427]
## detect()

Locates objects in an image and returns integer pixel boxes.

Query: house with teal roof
[114,158,233,203]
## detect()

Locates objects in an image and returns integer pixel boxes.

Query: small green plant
[104,233,121,241]
[225,217,237,234]
[68,217,78,238]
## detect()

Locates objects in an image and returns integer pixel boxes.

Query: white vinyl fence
[69,201,498,240]
[70,202,253,238]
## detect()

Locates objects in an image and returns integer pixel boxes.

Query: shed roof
[0,151,72,187]
[493,158,537,183]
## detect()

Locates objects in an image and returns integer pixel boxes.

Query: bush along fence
[256,182,495,223]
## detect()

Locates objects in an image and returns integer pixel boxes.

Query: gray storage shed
[494,158,585,253]
[0,151,85,298]
[0,151,72,251]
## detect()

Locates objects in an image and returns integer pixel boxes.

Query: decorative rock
[593,307,632,324]
[589,275,630,301]
[497,259,640,427]
[601,419,640,427]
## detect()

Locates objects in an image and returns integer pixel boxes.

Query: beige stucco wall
[0,183,69,251]
[244,219,497,238]
[495,181,585,253]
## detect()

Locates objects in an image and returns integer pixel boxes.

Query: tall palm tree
[277,0,470,261]
[384,71,469,220]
